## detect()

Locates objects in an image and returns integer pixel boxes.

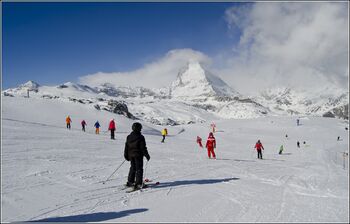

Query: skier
[254,140,264,159]
[297,118,300,126]
[285,134,288,139]
[124,122,151,190]
[211,122,216,133]
[196,136,203,148]
[81,120,87,132]
[66,116,72,129]
[337,136,340,141]
[279,145,284,154]
[108,119,116,140]
[161,128,168,143]
[206,132,216,159]
[94,121,100,134]
[297,141,300,148]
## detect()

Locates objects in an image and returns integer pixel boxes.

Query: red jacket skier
[108,119,116,140]
[196,136,203,148]
[254,140,264,159]
[206,132,216,159]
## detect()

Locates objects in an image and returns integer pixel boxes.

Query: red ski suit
[255,142,264,151]
[206,134,216,158]
[108,120,116,130]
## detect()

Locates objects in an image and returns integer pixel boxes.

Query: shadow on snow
[151,177,239,189]
[29,209,148,222]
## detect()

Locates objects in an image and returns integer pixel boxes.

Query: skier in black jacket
[124,122,150,190]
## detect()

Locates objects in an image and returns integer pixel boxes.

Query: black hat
[132,122,142,132]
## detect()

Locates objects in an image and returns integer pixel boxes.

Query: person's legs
[257,150,262,159]
[127,158,136,185]
[211,149,216,159]
[134,157,144,187]
[161,135,165,143]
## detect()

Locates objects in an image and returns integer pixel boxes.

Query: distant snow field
[1,96,349,222]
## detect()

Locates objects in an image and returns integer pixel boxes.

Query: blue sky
[2,2,243,89]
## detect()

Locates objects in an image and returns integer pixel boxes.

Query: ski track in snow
[1,97,349,222]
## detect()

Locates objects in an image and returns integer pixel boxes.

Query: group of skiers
[64,115,335,191]
[65,116,115,139]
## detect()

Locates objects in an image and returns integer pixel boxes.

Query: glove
[145,154,150,161]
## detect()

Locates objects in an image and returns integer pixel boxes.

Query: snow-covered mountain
[254,86,349,119]
[3,62,348,124]
[4,80,40,96]
[170,62,239,99]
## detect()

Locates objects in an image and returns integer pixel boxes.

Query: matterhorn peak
[170,61,238,99]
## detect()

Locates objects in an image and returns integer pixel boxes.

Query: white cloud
[220,2,348,94]
[79,49,211,89]
[80,3,348,96]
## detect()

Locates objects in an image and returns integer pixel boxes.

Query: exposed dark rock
[3,92,14,97]
[192,104,216,111]
[41,95,59,99]
[94,104,101,110]
[323,104,349,120]
[68,97,93,104]
[323,111,335,118]
[287,109,300,115]
[107,100,136,119]
[57,84,68,89]
[166,118,179,126]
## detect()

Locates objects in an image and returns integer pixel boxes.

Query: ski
[126,185,149,193]
[125,181,160,193]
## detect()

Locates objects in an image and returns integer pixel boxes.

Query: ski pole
[102,159,126,184]
[142,160,149,188]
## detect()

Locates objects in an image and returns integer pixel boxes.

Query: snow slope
[1,97,349,222]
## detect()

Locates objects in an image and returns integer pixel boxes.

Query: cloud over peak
[79,49,211,89]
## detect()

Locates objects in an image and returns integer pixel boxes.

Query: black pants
[82,125,85,132]
[161,135,165,142]
[127,156,144,186]
[110,129,115,139]
[67,123,71,129]
[257,150,263,159]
